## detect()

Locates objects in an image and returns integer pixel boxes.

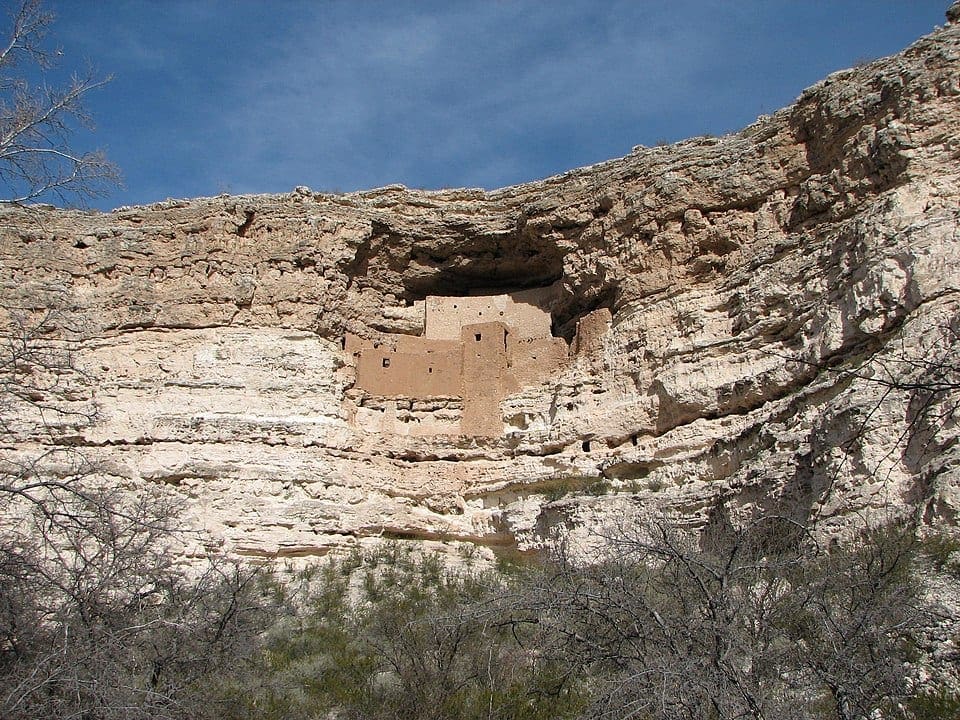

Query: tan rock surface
[1,19,959,560]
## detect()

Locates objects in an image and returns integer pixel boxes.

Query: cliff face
[1,17,959,560]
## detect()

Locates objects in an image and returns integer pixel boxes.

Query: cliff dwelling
[344,289,569,436]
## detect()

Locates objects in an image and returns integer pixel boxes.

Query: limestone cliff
[1,15,959,561]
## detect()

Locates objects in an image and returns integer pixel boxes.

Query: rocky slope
[1,12,959,562]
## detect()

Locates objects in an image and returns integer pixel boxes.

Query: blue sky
[32,1,951,210]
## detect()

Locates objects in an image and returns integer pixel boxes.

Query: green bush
[921,532,960,576]
[229,543,587,720]
[902,687,960,720]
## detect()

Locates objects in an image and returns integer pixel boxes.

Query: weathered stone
[948,1,960,24]
[1,19,959,562]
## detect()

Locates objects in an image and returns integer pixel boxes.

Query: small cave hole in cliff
[235,210,256,237]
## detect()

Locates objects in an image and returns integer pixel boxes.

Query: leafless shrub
[525,513,945,720]
[0,306,275,719]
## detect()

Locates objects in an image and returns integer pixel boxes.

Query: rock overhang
[0,16,959,560]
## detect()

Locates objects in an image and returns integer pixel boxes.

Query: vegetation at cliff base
[200,518,958,720]
[219,544,586,720]
[0,305,957,718]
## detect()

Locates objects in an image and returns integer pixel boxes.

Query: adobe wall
[425,289,553,341]
[460,322,509,436]
[346,291,568,437]
[351,397,463,436]
[571,308,613,356]
[508,336,569,387]
[349,334,461,398]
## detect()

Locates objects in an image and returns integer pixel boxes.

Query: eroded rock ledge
[1,17,959,560]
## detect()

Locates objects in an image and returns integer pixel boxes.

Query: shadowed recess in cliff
[347,219,567,298]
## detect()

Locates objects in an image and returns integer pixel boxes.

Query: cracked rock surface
[1,19,959,561]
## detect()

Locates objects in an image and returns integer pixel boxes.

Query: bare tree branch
[0,0,119,206]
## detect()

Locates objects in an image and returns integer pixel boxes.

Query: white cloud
[206,1,717,192]
[46,0,951,206]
